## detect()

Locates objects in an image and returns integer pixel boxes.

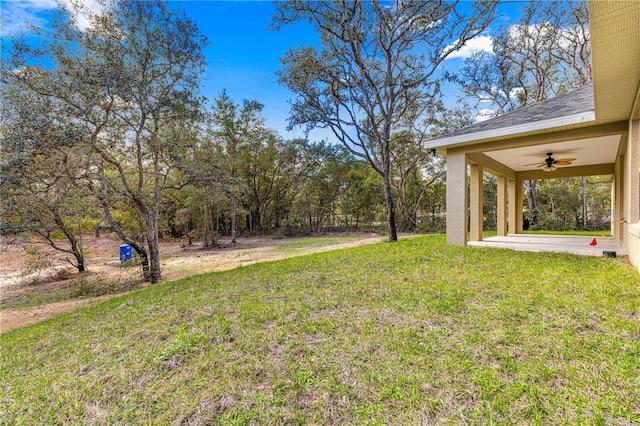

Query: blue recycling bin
[119,244,132,262]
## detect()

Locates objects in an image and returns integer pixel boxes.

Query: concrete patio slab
[468,234,623,257]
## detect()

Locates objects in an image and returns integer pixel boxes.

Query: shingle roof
[435,84,594,140]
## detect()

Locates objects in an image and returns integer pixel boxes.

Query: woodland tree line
[1,0,611,283]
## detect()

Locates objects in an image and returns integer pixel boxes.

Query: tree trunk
[93,175,150,281]
[305,192,313,230]
[383,170,398,242]
[201,191,218,248]
[68,235,86,273]
[137,249,151,282]
[525,180,539,226]
[399,200,415,231]
[52,211,86,273]
[145,212,161,284]
[231,195,237,243]
[105,206,150,281]
[252,208,260,230]
[202,194,211,248]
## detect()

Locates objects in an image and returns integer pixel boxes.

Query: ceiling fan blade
[523,162,544,166]
[536,164,547,168]
[555,157,576,162]
[554,160,573,165]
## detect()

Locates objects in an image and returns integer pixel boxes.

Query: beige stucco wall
[623,120,640,270]
[612,151,623,240]
[628,224,640,272]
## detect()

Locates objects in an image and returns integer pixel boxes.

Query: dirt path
[1,234,386,333]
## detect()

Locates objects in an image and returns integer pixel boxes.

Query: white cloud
[509,87,524,100]
[0,0,57,36]
[475,109,497,122]
[0,0,104,35]
[60,0,104,31]
[445,35,494,60]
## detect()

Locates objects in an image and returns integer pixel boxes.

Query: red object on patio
[590,238,598,247]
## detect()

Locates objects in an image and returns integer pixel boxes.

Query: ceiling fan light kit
[523,152,576,172]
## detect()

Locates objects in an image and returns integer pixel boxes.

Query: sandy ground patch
[1,233,386,333]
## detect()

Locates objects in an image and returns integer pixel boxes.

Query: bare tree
[449,0,590,111]
[448,0,591,227]
[273,0,497,241]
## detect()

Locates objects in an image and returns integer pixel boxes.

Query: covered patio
[469,234,622,257]
[425,2,640,271]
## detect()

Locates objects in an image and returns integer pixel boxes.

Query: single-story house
[426,1,640,271]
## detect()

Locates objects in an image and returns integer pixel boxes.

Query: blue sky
[175,1,323,140]
[1,0,521,142]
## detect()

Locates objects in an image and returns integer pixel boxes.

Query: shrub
[21,245,53,285]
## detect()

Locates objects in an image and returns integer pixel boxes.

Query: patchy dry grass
[275,236,363,251]
[0,234,384,332]
[1,266,142,310]
[1,235,639,424]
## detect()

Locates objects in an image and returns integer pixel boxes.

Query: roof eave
[425,111,597,151]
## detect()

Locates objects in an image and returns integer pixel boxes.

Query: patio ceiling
[483,134,621,173]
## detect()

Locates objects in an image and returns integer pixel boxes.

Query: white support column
[446,151,468,246]
[497,175,507,236]
[470,163,483,241]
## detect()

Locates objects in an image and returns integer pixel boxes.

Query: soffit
[590,1,640,122]
[483,134,621,172]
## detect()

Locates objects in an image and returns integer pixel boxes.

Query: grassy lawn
[275,236,365,251]
[1,235,639,424]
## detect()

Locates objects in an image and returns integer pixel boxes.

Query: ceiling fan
[523,152,576,172]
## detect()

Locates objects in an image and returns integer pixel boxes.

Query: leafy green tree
[340,162,385,229]
[300,142,354,232]
[210,91,267,242]
[3,0,208,283]
[241,133,308,231]
[535,177,611,231]
[389,131,445,230]
[178,127,225,248]
[1,76,90,272]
